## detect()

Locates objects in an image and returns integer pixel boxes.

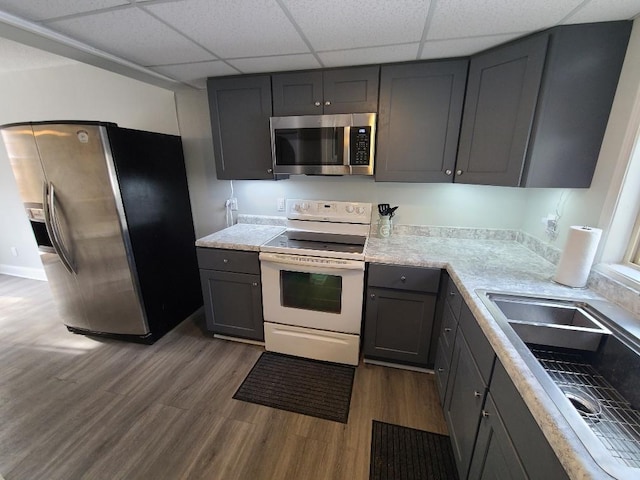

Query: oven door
[259,252,365,334]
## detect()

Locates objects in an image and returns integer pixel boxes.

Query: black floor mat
[233,352,356,423]
[370,421,458,480]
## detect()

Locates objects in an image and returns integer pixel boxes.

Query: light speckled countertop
[197,224,632,479]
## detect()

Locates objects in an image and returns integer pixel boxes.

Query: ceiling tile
[319,44,420,68]
[420,33,522,59]
[0,0,128,22]
[427,0,584,40]
[145,0,309,58]
[563,0,640,23]
[229,54,320,74]
[150,61,239,88]
[0,37,77,72]
[47,8,214,66]
[282,0,431,51]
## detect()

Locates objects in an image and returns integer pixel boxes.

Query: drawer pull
[223,259,228,263]
[482,410,490,418]
[449,291,456,297]
[444,327,452,333]
[400,275,406,282]
[437,367,444,372]
[252,282,258,287]
[370,293,376,299]
[474,390,482,398]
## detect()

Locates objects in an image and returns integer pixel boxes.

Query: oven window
[280,270,342,314]
[274,128,344,166]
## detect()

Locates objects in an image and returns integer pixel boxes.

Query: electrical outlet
[277,197,285,212]
[229,197,238,211]
[10,246,18,257]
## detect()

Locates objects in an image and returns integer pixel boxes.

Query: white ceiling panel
[151,60,239,88]
[427,0,584,40]
[229,54,320,74]
[319,44,420,68]
[145,0,310,58]
[282,0,431,51]
[47,8,213,66]
[0,0,128,22]
[420,33,523,59]
[564,0,640,24]
[0,37,77,72]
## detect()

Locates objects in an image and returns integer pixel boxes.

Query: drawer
[196,247,260,274]
[367,263,441,293]
[439,302,458,363]
[459,303,495,385]
[446,279,463,318]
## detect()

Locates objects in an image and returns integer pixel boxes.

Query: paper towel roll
[553,226,602,288]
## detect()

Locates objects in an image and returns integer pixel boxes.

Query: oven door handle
[259,252,364,271]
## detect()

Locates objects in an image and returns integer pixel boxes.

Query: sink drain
[561,386,602,419]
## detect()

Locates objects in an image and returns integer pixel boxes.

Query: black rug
[233,352,356,423]
[370,421,458,480]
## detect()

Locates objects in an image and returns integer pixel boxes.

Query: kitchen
[1,1,640,479]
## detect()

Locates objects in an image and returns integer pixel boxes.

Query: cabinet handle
[445,169,452,175]
[474,390,482,398]
[314,101,321,107]
[223,259,228,263]
[324,101,331,106]
[482,410,490,418]
[437,367,444,372]
[449,291,456,297]
[370,293,376,299]
[252,282,258,287]
[456,170,463,176]
[444,327,452,333]
[267,168,273,174]
[400,275,406,282]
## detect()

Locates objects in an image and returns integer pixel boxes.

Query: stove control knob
[301,202,310,211]
[355,206,365,215]
[345,204,355,213]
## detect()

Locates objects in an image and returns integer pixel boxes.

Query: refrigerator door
[1,125,89,330]
[32,124,148,336]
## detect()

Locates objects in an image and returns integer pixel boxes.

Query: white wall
[0,62,179,278]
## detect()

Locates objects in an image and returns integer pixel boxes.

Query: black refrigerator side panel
[106,126,202,340]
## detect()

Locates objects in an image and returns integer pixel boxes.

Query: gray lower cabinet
[456,21,631,187]
[376,59,468,182]
[363,264,441,367]
[434,283,569,479]
[271,66,380,116]
[197,248,264,341]
[206,75,275,180]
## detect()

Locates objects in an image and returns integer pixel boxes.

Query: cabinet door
[456,34,548,186]
[376,60,468,182]
[207,75,274,180]
[200,269,264,341]
[434,338,450,406]
[468,394,527,480]
[444,330,487,479]
[363,287,436,366]
[322,66,379,114]
[272,71,323,116]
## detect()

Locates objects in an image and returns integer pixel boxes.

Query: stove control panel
[287,199,372,224]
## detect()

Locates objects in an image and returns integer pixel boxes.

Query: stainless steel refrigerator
[1,121,202,343]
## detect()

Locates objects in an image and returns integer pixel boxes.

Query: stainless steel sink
[477,290,640,478]
[487,293,611,351]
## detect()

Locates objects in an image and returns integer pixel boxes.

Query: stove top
[260,199,372,260]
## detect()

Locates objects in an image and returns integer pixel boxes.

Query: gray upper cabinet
[456,21,631,187]
[272,66,380,116]
[376,59,468,182]
[207,75,274,180]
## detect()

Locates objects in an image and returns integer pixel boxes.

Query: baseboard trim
[0,264,47,281]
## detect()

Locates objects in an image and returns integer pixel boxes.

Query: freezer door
[1,125,89,330]
[32,124,148,336]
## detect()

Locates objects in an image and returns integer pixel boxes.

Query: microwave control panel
[350,126,371,166]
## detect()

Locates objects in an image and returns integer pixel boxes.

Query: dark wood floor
[0,274,447,480]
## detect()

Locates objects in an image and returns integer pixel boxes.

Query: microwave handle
[343,126,351,168]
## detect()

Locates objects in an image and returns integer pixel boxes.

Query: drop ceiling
[0,0,639,90]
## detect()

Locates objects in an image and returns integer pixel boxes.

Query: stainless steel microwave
[270,113,376,176]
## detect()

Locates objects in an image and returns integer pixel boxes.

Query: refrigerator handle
[43,182,76,275]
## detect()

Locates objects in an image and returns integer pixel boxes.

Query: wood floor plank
[0,274,449,480]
